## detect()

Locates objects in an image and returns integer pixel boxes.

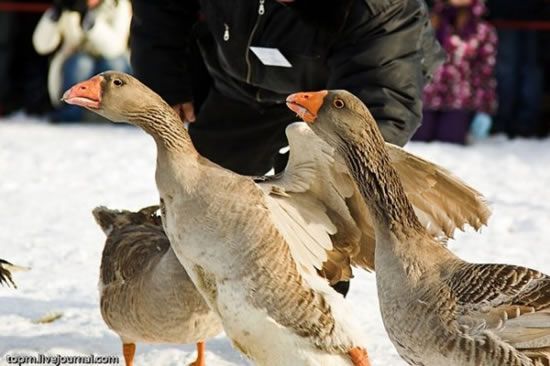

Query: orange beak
[286,90,328,123]
[62,75,103,109]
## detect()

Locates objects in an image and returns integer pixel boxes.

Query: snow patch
[1,120,549,365]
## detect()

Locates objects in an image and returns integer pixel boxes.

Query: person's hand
[172,102,196,123]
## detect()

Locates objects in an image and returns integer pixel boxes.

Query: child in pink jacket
[414,0,497,144]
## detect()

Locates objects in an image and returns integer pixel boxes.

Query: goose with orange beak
[93,205,222,366]
[62,73,496,366]
[64,72,380,366]
[287,90,550,366]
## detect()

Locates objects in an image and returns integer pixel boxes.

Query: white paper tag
[250,47,292,68]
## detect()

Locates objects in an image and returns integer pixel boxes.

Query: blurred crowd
[0,0,549,143]
[0,0,130,122]
[415,0,550,142]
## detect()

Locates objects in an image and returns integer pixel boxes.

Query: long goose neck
[129,102,201,193]
[130,104,197,157]
[342,127,424,238]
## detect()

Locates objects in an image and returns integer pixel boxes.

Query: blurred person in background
[131,0,445,177]
[33,0,131,123]
[487,0,545,138]
[413,0,497,145]
[542,2,550,136]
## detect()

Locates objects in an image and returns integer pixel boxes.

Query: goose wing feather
[387,144,492,239]
[448,263,550,351]
[100,223,169,285]
[258,122,365,281]
[258,123,492,283]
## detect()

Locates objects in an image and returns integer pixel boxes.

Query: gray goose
[63,72,489,366]
[0,259,28,288]
[287,89,550,366]
[93,205,222,366]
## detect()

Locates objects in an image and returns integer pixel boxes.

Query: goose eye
[113,79,123,87]
[333,99,345,109]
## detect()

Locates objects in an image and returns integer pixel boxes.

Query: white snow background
[1,116,549,365]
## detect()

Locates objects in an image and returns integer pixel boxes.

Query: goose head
[286,90,383,150]
[287,90,425,232]
[62,71,167,124]
[92,206,162,235]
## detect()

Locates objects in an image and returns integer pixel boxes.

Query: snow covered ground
[1,116,549,365]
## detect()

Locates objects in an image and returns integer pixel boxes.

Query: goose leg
[348,347,371,366]
[122,343,136,366]
[189,341,205,366]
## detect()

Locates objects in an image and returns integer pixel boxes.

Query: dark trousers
[413,110,472,144]
[189,89,296,176]
[493,30,543,137]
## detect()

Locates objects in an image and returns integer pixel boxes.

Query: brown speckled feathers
[92,205,222,345]
[307,89,550,366]
[94,206,167,285]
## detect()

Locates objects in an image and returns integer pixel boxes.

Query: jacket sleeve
[33,8,63,55]
[86,0,131,58]
[327,0,444,146]
[130,0,199,106]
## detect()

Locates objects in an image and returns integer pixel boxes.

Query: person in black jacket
[131,0,443,297]
[131,0,444,176]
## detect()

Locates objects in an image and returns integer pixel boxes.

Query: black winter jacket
[131,0,444,146]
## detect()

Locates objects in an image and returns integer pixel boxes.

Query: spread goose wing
[258,123,491,283]
[257,122,369,282]
[448,263,550,358]
[387,144,491,239]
